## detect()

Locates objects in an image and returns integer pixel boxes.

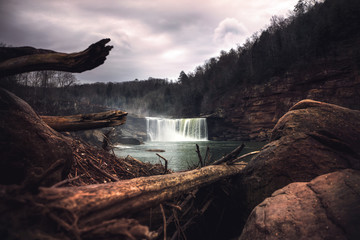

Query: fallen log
[0,38,113,77]
[41,110,128,132]
[0,164,247,239]
[38,164,246,227]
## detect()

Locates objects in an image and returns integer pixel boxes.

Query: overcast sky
[0,0,298,83]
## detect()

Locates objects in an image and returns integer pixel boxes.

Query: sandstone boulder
[0,88,73,186]
[240,169,360,240]
[240,99,360,211]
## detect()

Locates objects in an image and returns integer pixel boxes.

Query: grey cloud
[0,0,298,83]
[214,18,247,43]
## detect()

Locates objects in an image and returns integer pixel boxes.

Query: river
[114,141,265,172]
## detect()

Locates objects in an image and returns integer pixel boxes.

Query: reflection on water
[114,141,266,172]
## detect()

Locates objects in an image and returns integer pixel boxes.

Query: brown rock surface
[0,88,73,186]
[207,59,360,141]
[240,99,360,211]
[239,169,360,240]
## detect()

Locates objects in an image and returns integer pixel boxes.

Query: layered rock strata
[207,59,360,141]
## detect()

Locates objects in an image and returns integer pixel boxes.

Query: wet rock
[240,169,360,240]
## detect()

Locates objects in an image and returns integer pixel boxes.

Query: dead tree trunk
[0,39,113,77]
[38,165,245,221]
[38,164,245,225]
[41,110,128,132]
[0,164,246,239]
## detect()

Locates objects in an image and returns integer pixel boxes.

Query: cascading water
[146,117,208,141]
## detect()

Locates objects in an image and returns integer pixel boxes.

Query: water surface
[114,141,265,172]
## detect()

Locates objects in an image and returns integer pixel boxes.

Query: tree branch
[212,143,245,165]
[41,110,127,132]
[0,38,113,77]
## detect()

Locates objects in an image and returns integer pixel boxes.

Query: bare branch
[0,39,113,77]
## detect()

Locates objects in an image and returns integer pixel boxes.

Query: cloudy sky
[0,0,298,83]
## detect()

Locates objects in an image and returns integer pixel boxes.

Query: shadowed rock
[239,99,360,212]
[240,169,360,240]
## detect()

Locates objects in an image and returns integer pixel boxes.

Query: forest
[2,0,360,117]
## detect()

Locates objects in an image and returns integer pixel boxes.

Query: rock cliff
[207,57,360,141]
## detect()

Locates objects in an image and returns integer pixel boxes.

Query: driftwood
[0,38,113,77]
[39,164,245,218]
[195,144,204,167]
[41,110,127,132]
[204,146,211,165]
[2,164,246,239]
[212,143,245,165]
[156,153,169,173]
[227,151,260,165]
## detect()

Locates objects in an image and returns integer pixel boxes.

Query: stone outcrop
[234,100,360,239]
[239,99,360,212]
[0,88,73,186]
[240,169,360,240]
[207,58,360,141]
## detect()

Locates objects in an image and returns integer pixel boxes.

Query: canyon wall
[207,56,360,141]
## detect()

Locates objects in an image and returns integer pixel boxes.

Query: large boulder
[240,169,360,240]
[0,88,73,186]
[239,99,360,211]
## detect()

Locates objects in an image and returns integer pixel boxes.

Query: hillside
[208,53,360,140]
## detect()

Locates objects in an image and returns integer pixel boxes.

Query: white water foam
[146,117,208,142]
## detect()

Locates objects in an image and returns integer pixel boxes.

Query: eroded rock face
[239,169,360,240]
[207,61,360,141]
[239,100,360,211]
[0,88,73,186]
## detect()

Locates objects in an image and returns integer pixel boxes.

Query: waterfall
[146,117,208,142]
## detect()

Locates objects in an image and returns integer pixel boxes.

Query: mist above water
[146,117,208,142]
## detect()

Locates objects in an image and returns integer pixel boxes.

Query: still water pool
[114,141,265,172]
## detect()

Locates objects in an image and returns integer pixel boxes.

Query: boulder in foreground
[240,99,360,211]
[240,169,360,240]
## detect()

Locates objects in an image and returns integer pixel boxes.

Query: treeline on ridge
[3,0,360,117]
